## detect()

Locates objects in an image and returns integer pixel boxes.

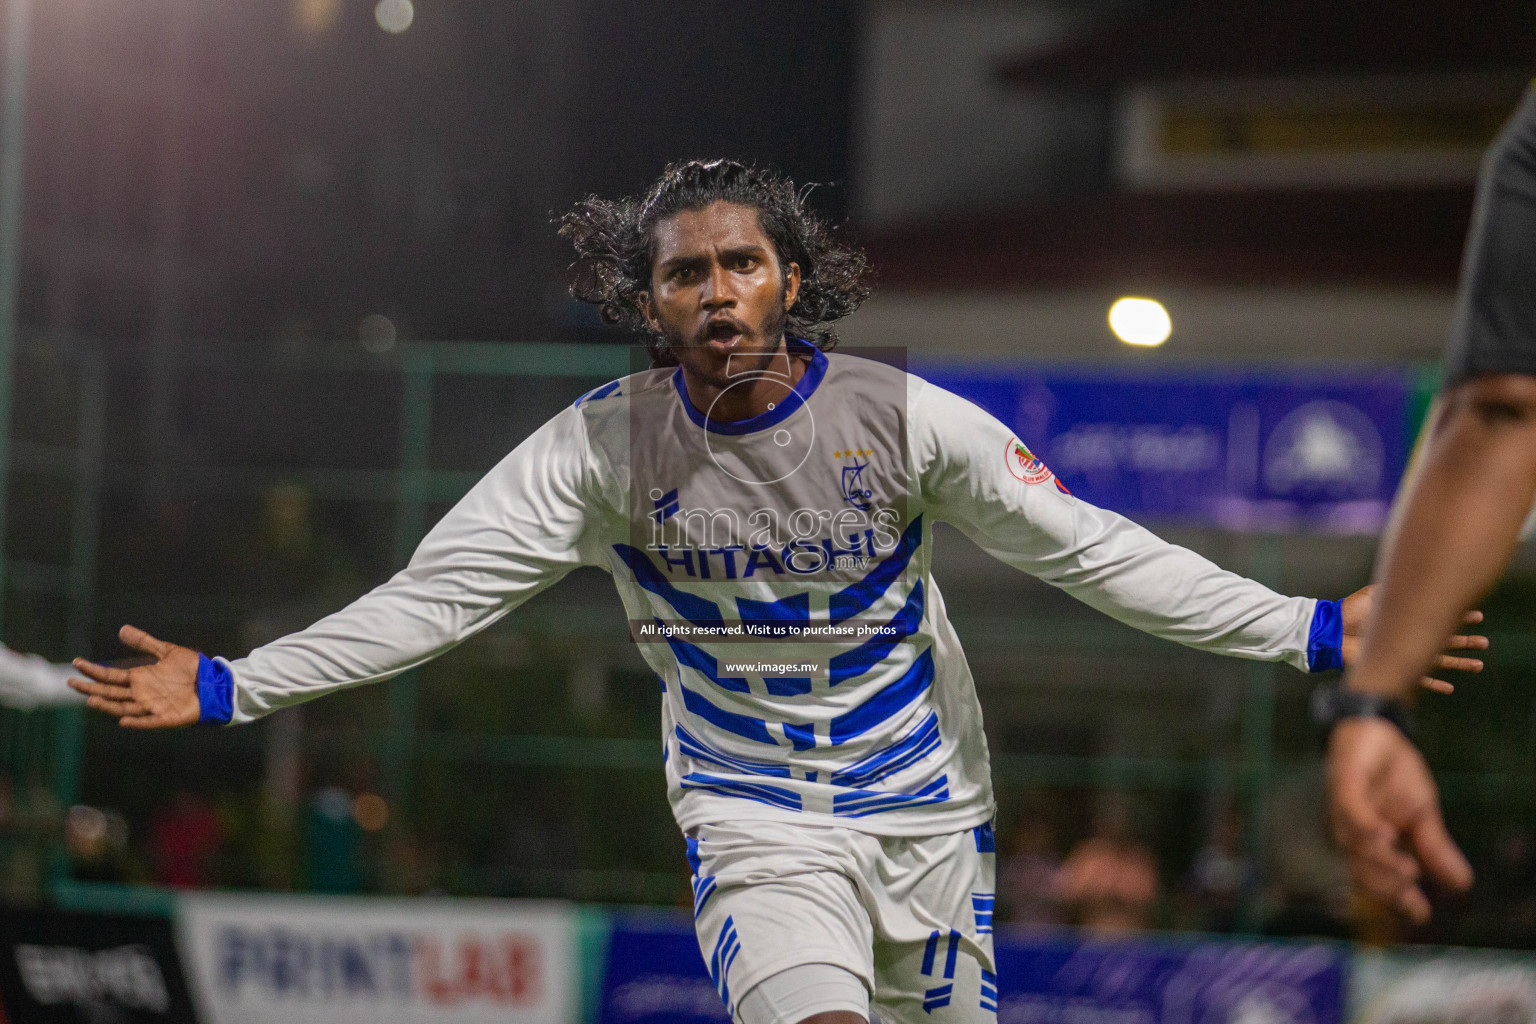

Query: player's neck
[680,337,808,425]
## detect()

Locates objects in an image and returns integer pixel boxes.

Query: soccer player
[70,160,1481,1024]
[1326,85,1536,925]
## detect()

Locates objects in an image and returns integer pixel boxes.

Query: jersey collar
[671,336,828,436]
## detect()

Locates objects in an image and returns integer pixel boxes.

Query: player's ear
[638,291,659,332]
[784,262,801,312]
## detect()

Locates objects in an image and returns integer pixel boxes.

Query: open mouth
[704,319,745,350]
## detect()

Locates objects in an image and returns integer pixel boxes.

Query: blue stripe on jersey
[829,647,935,744]
[573,379,622,407]
[681,772,803,811]
[974,821,996,853]
[922,985,953,1013]
[832,774,948,817]
[667,633,751,693]
[830,711,941,787]
[612,544,725,627]
[693,875,717,917]
[710,916,741,1016]
[783,722,816,751]
[764,677,813,696]
[681,684,776,745]
[829,579,925,686]
[829,515,922,624]
[675,725,793,777]
[736,591,810,625]
[972,892,995,934]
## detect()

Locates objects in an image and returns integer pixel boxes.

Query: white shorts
[687,819,999,1024]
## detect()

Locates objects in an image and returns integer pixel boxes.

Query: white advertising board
[176,893,578,1024]
[1349,946,1536,1024]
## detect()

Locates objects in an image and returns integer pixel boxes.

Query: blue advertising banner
[918,364,1414,533]
[994,933,1347,1024]
[597,913,728,1024]
[596,915,1347,1024]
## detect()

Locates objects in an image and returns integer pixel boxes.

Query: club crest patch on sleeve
[1005,437,1054,484]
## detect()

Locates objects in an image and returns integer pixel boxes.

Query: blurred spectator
[304,785,362,893]
[1182,805,1255,933]
[997,813,1064,928]
[150,790,222,888]
[67,803,132,883]
[0,779,59,902]
[1059,798,1159,935]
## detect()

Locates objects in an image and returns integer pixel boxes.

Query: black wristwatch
[1309,684,1416,745]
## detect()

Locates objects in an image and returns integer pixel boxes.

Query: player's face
[643,201,801,387]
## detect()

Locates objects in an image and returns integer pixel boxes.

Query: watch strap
[1310,684,1416,743]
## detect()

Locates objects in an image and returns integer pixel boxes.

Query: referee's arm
[1328,376,1536,923]
[1328,85,1536,924]
[1349,376,1536,704]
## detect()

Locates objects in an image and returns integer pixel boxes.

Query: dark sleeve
[1445,83,1536,385]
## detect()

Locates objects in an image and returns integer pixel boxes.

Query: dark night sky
[18,0,859,348]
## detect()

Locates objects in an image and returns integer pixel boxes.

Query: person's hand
[1327,717,1472,923]
[1340,584,1487,693]
[68,625,201,729]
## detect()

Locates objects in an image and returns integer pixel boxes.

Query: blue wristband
[196,654,234,724]
[1307,599,1345,673]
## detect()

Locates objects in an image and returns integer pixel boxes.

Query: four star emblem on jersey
[1005,437,1053,485]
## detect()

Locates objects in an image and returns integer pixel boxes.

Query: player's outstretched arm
[67,403,602,728]
[68,625,201,729]
[914,379,1483,678]
[1337,584,1487,694]
[0,644,86,709]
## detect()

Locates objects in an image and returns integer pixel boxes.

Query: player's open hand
[68,625,201,729]
[1339,584,1487,694]
[1328,716,1472,923]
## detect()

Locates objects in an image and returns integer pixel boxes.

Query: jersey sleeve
[0,645,85,710]
[224,403,606,723]
[912,378,1324,671]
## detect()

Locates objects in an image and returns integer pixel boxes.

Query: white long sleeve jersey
[225,342,1334,837]
[0,645,84,710]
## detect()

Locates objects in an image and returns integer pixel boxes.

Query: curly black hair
[558,159,873,367]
